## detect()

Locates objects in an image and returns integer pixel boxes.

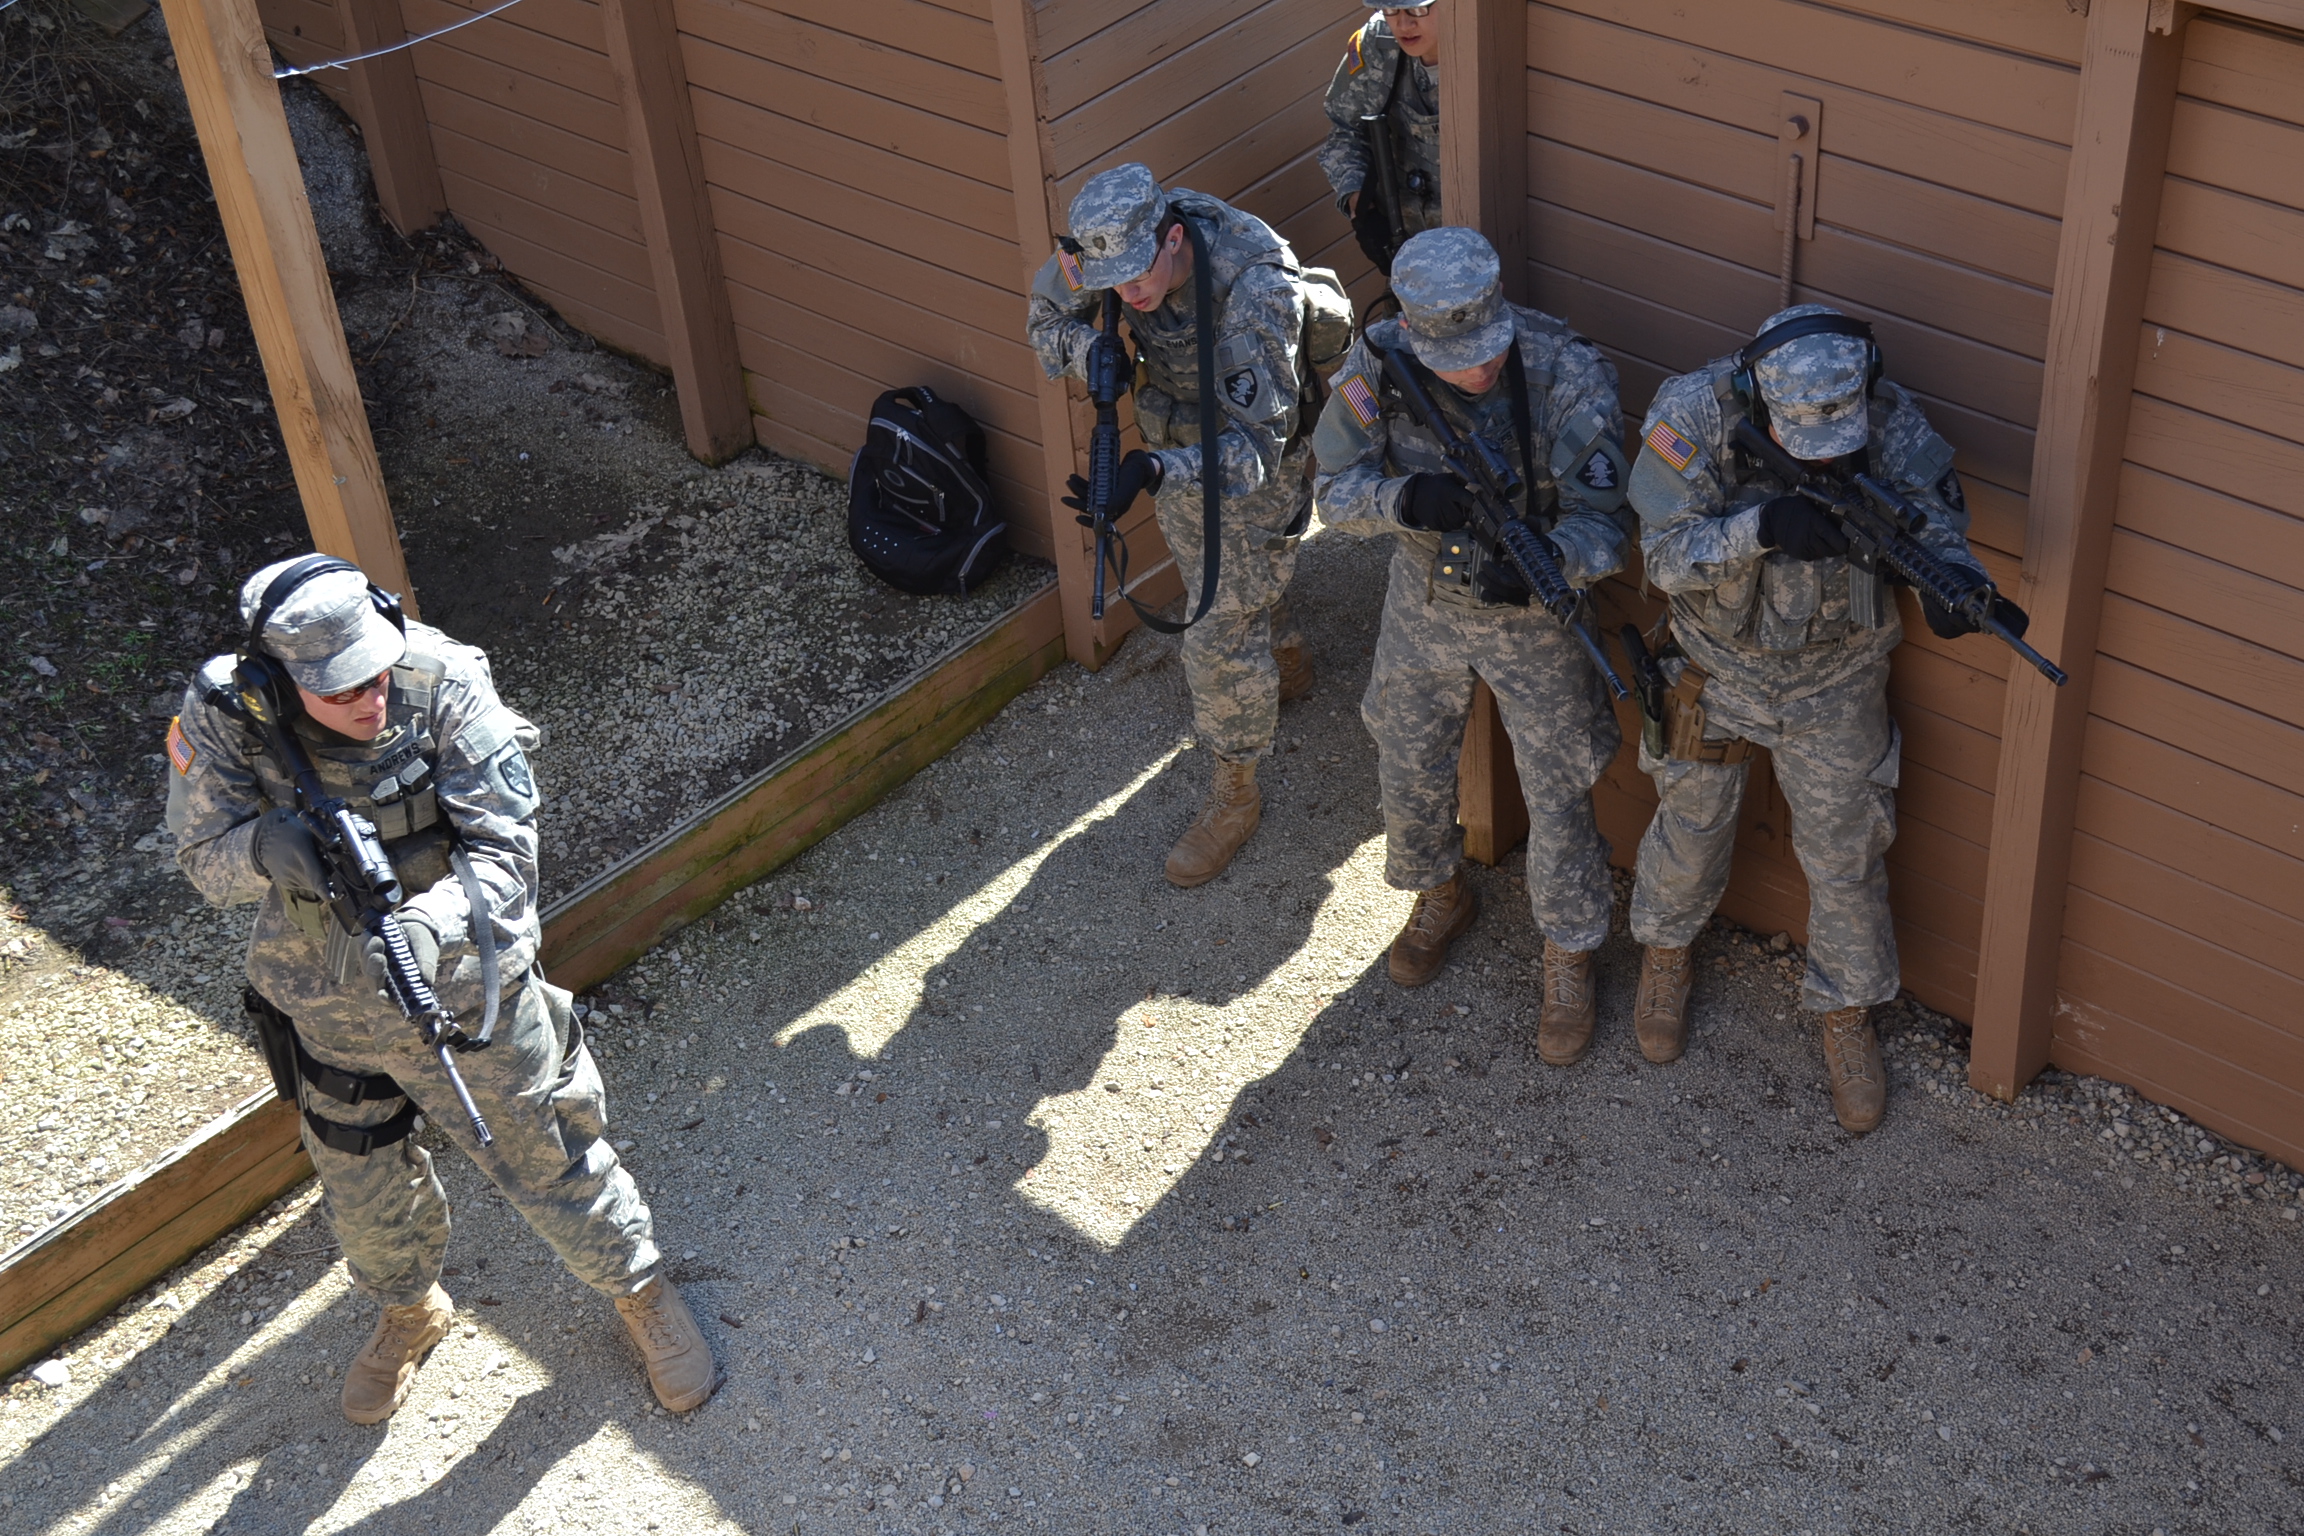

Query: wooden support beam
[992,0,1133,670]
[159,0,418,609]
[600,0,752,465]
[1970,0,2190,1101]
[1439,0,1528,303]
[330,0,444,236]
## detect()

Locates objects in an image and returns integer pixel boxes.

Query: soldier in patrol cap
[167,557,717,1422]
[1624,304,2025,1132]
[1321,3,1446,273]
[1027,162,1328,888]
[1312,227,1633,1060]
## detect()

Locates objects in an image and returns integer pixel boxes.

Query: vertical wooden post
[158,0,418,609]
[1970,0,2189,1100]
[993,0,1111,669]
[330,0,444,236]
[600,0,753,465]
[1441,0,1531,860]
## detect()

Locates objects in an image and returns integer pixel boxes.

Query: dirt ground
[3,526,2298,1536]
[0,0,1046,1243]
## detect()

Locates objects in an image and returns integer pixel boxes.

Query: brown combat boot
[341,1283,453,1425]
[1821,1006,1886,1134]
[1536,940,1597,1066]
[1633,944,1694,1064]
[1164,757,1261,888]
[615,1277,717,1413]
[1275,637,1316,703]
[1387,870,1479,988]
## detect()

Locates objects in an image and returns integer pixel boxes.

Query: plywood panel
[432,126,646,247]
[402,0,621,100]
[698,0,1004,76]
[1889,642,2006,740]
[2131,321,2304,445]
[2142,250,2304,373]
[2080,716,2304,864]
[1042,0,1342,119]
[676,0,1006,130]
[2090,656,2304,802]
[2064,888,2304,1038]
[2121,394,2304,521]
[416,77,636,199]
[1033,0,1159,58]
[2155,177,2304,294]
[2074,774,2304,926]
[2104,528,2304,671]
[2178,15,2304,126]
[2070,832,2304,985]
[458,213,667,361]
[2094,592,2304,732]
[1527,4,2071,216]
[410,36,628,146]
[2165,95,2304,214]
[264,0,343,47]
[2113,462,2304,594]
[1048,13,1335,183]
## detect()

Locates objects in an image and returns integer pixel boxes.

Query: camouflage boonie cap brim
[1752,304,1871,461]
[238,559,407,695]
[1392,227,1515,373]
[1068,164,1168,289]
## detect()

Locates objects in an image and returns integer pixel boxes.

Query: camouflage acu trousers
[1628,646,1902,1011]
[1361,548,1620,951]
[296,978,659,1308]
[1152,453,1310,763]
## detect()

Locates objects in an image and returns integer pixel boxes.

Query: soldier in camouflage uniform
[167,558,716,1422]
[1027,163,1322,888]
[1320,3,1445,273]
[1624,305,2023,1132]
[1312,228,1633,1062]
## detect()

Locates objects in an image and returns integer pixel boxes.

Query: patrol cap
[1750,303,1872,461]
[237,558,408,696]
[1067,163,1169,289]
[1392,227,1515,374]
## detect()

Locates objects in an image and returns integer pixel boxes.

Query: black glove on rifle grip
[250,807,327,903]
[1400,474,1474,533]
[1062,450,1162,524]
[1351,190,1396,275]
[1755,496,1851,561]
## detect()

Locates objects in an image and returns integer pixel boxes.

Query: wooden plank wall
[1521,0,2086,1018]
[2049,13,2304,1166]
[676,0,1060,553]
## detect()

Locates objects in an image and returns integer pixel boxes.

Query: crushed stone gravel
[5,527,2299,1536]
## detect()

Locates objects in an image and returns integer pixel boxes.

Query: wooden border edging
[538,581,1067,992]
[0,1095,311,1379]
[0,585,1064,1377]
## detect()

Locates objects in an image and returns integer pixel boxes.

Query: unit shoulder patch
[166,716,194,776]
[1644,418,1701,476]
[1577,449,1618,492]
[495,746,534,801]
[1223,367,1260,412]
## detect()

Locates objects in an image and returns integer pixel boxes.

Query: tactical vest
[205,650,457,945]
[1128,192,1301,451]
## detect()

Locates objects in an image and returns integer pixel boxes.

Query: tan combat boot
[1821,1006,1886,1135]
[1164,757,1262,888]
[1387,870,1479,988]
[1275,637,1316,703]
[341,1283,453,1425]
[1632,944,1694,1064]
[1536,940,1598,1066]
[615,1277,717,1413]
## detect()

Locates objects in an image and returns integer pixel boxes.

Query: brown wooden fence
[256,0,2304,1165]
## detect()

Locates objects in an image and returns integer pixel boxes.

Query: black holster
[243,986,422,1156]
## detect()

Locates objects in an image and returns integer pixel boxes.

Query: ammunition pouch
[1663,660,1758,766]
[244,986,421,1157]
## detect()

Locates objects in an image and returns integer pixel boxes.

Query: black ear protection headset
[1729,312,1883,431]
[232,555,406,724]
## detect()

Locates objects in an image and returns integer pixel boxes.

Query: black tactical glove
[1400,474,1475,533]
[1083,330,1133,398]
[1062,449,1162,524]
[1921,584,2028,641]
[362,915,440,989]
[1755,495,1851,561]
[249,808,328,902]
[1351,189,1396,274]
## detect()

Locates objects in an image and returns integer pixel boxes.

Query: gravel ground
[5,527,2299,1536]
[0,1,1047,1239]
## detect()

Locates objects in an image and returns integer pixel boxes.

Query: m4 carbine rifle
[1380,347,1630,700]
[232,658,496,1146]
[1082,289,1127,620]
[1731,419,2066,686]
[1358,108,1410,269]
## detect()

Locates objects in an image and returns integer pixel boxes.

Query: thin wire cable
[273,0,526,79]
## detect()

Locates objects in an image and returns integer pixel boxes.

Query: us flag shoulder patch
[1056,246,1085,292]
[166,715,194,775]
[1338,373,1380,428]
[1345,23,1369,74]
[1645,419,1699,473]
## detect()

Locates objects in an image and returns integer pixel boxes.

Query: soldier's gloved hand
[1920,584,2026,641]
[249,808,328,903]
[1400,474,1474,533]
[1061,450,1162,524]
[1083,330,1133,398]
[1755,496,1851,561]
[1351,189,1395,274]
[1474,557,1532,608]
[362,916,441,989]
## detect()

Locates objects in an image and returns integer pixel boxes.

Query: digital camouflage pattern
[1313,297,1630,946]
[168,621,659,1306]
[1058,162,1168,291]
[1625,305,1991,1011]
[1387,227,1518,373]
[1027,178,1317,762]
[1319,13,1442,232]
[1748,304,1873,462]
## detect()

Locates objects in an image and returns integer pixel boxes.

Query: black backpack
[847,387,1010,596]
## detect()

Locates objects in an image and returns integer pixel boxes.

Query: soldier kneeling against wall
[1312,228,1633,1063]
[1625,305,2021,1133]
[167,556,716,1423]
